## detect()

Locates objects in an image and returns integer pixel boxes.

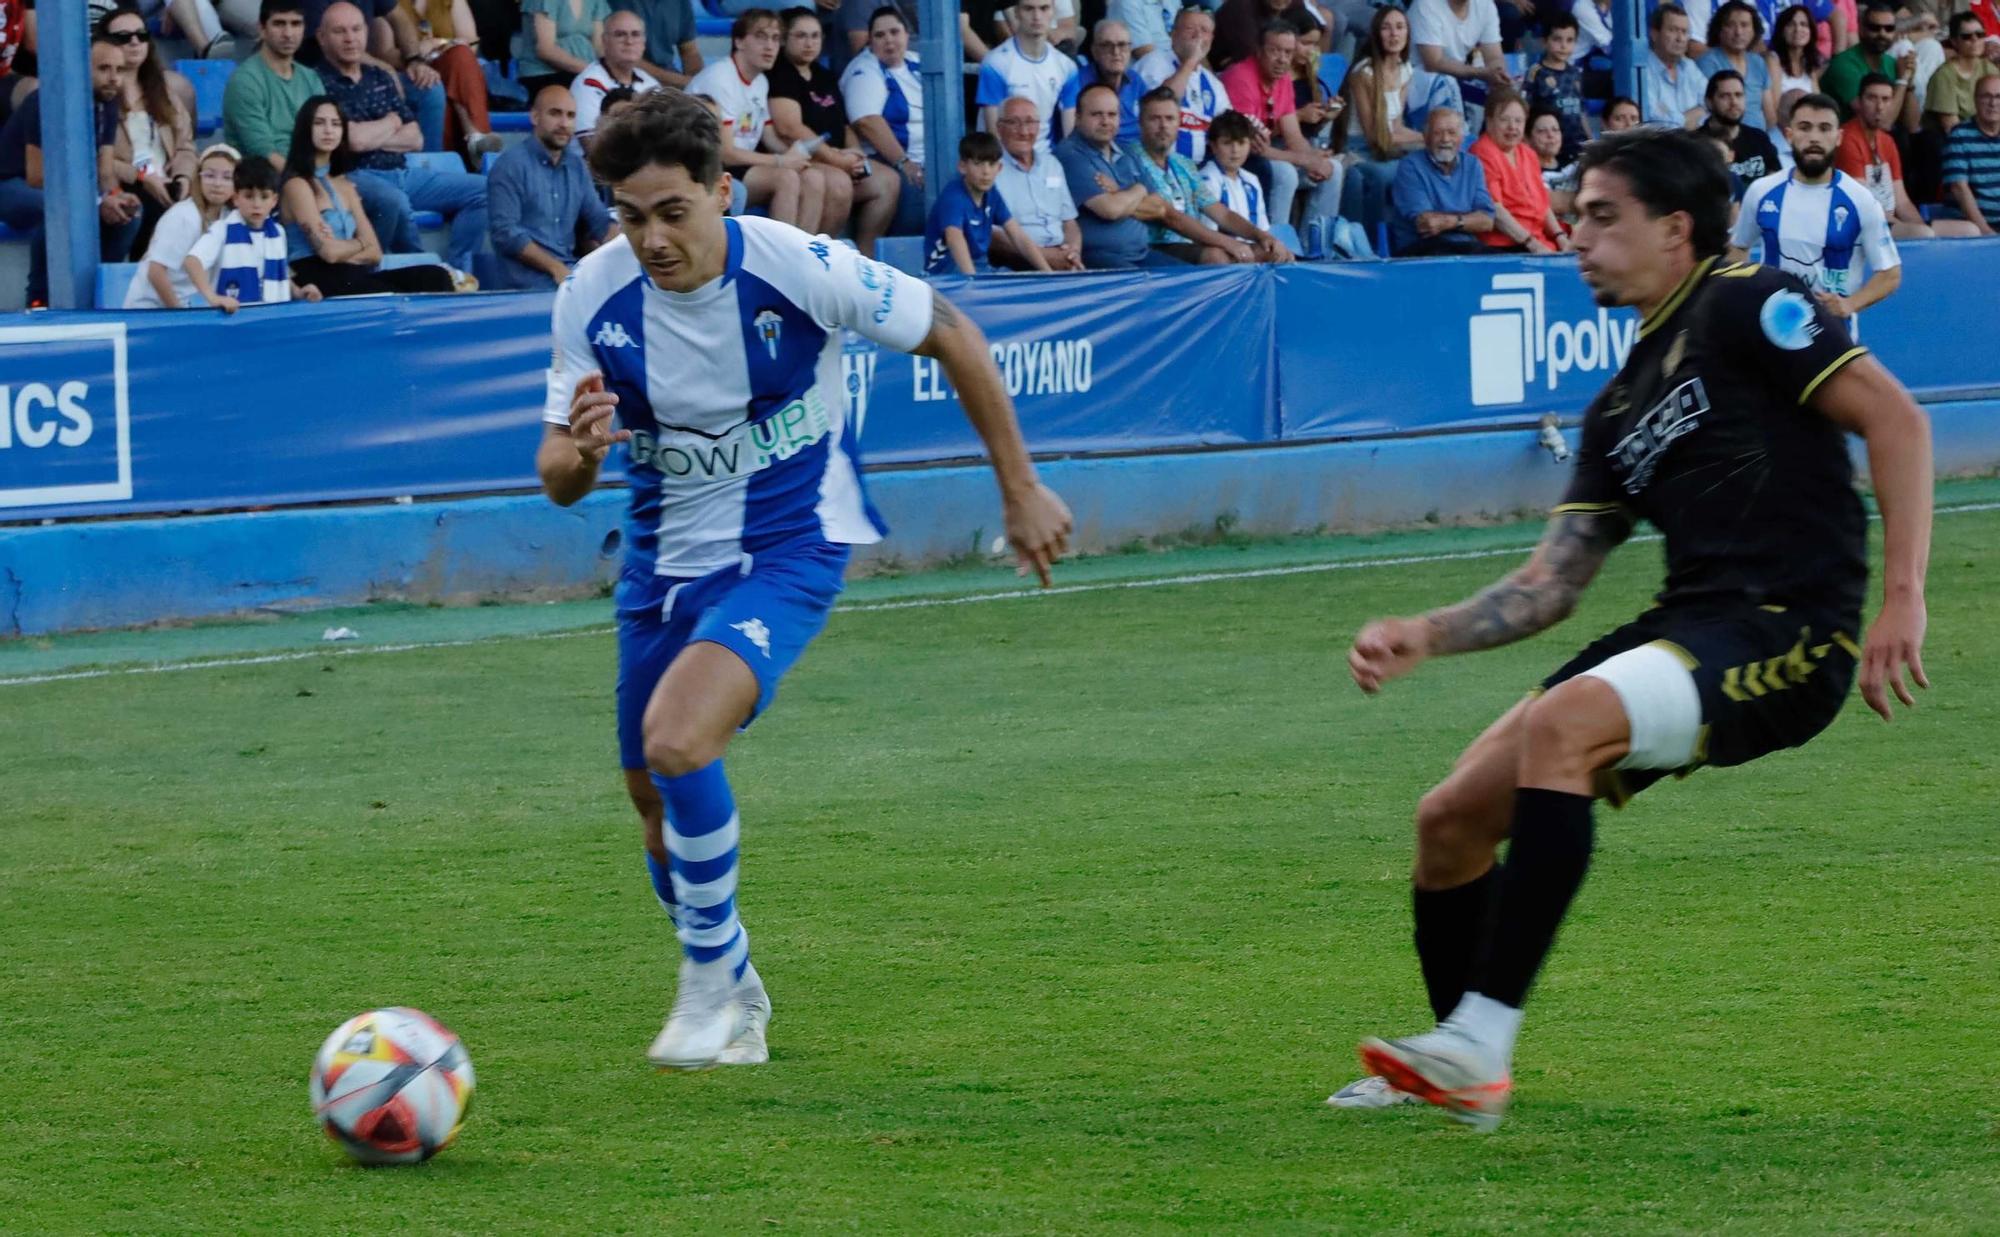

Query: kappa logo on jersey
[731,617,773,657]
[1759,197,1779,217]
[1467,272,1636,406]
[754,309,784,360]
[1611,377,1712,491]
[1758,290,1820,351]
[807,240,832,270]
[593,320,637,349]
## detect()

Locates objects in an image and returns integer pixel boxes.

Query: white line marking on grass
[4,500,1997,689]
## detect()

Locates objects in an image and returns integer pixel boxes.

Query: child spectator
[1199,109,1272,232]
[1523,12,1589,163]
[925,131,1049,274]
[126,144,240,309]
[183,159,323,312]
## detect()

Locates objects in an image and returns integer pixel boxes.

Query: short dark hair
[589,89,724,187]
[959,131,1001,161]
[1576,126,1731,258]
[1606,94,1641,117]
[1207,109,1255,145]
[867,4,905,34]
[1650,2,1688,31]
[1259,17,1296,44]
[1789,90,1842,122]
[1543,10,1578,34]
[1857,71,1896,95]
[259,0,305,24]
[1704,68,1744,100]
[1139,85,1178,113]
[730,7,779,45]
[1861,0,1897,17]
[234,157,281,194]
[1952,10,1986,36]
[599,84,637,112]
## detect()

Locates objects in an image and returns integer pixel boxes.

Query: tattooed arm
[1348,508,1632,693]
[912,293,1074,586]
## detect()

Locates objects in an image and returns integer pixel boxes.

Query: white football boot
[1326,1074,1424,1110]
[715,961,771,1066]
[648,957,748,1070]
[1357,1024,1513,1132]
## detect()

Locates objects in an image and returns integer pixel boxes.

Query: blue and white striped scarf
[212,213,291,305]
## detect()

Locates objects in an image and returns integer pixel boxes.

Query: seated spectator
[1078,19,1143,145]
[1528,105,1578,216]
[1836,72,1934,236]
[1469,92,1568,252]
[690,8,839,232]
[1701,69,1783,184]
[1767,4,1824,103]
[1525,12,1590,163]
[120,0,235,58]
[1900,0,1945,120]
[1213,0,1324,73]
[976,0,1079,154]
[183,158,323,311]
[609,0,703,88]
[0,35,141,307]
[839,6,924,232]
[1406,0,1506,135]
[1822,0,1912,118]
[1602,93,1642,131]
[319,1,489,271]
[0,0,33,129]
[925,132,1048,273]
[1200,109,1295,260]
[1131,87,1288,263]
[574,8,661,143]
[1572,0,1615,64]
[223,0,324,172]
[127,143,239,308]
[768,5,900,252]
[1342,6,1422,237]
[682,89,751,215]
[515,0,608,102]
[1698,1,1774,132]
[487,85,616,288]
[992,93,1082,270]
[1134,6,1229,166]
[1389,106,1496,255]
[1644,4,1710,128]
[378,0,503,163]
[1221,21,1341,242]
[1924,11,1990,137]
[1934,73,2000,237]
[1054,80,1171,267]
[280,94,455,293]
[102,8,194,257]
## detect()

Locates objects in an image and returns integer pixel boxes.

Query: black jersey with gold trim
[1556,258,1870,620]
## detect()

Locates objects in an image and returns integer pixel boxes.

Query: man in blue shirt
[1642,3,1710,129]
[1076,19,1144,146]
[488,85,617,290]
[1054,81,1172,268]
[1389,107,1499,255]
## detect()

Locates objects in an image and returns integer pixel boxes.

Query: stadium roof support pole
[915,0,965,212]
[44,0,103,310]
[1611,0,1644,111]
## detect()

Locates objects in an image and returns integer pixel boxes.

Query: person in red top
[0,0,33,127]
[1219,19,1340,237]
[1469,91,1567,252]
[1835,71,1935,237]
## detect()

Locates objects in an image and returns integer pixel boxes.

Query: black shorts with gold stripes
[1540,600,1861,804]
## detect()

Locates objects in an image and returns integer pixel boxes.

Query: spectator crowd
[0,0,1996,307]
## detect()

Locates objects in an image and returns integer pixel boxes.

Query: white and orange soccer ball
[309,1007,475,1164]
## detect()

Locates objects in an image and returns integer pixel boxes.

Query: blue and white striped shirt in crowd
[188,210,291,304]
[1942,120,2000,225]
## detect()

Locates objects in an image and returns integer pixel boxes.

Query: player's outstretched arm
[912,293,1073,586]
[537,372,631,508]
[1348,508,1630,694]
[1809,356,1934,721]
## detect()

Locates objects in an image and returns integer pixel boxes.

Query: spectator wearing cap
[223,0,325,171]
[1389,105,1495,255]
[1643,4,1710,128]
[127,143,240,308]
[1469,92,1567,252]
[1701,69,1782,185]
[993,93,1083,270]
[1134,6,1230,166]
[1130,86,1285,263]
[1835,72,1933,236]
[1055,79,1171,267]
[1220,21,1341,242]
[1078,19,1144,145]
[573,8,661,142]
[487,85,616,289]
[1934,73,2000,237]
[608,0,703,88]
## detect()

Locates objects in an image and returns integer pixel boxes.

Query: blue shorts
[614,538,850,770]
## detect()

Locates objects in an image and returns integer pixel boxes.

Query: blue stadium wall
[3,243,1998,635]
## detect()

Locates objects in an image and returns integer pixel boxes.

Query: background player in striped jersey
[536,91,1071,1071]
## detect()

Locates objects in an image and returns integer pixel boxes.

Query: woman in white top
[1767,4,1823,99]
[1342,7,1424,237]
[102,8,195,257]
[124,145,239,309]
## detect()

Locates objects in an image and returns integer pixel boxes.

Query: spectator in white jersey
[1134,6,1230,166]
[767,6,900,256]
[687,7,832,232]
[1200,108,1296,259]
[1730,92,1901,317]
[1131,86,1287,263]
[976,0,1079,153]
[540,90,1071,1072]
[571,8,661,144]
[992,93,1084,270]
[840,6,924,232]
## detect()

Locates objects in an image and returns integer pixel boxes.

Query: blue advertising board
[0,323,130,510]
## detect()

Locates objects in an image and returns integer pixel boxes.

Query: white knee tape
[1578,642,1704,771]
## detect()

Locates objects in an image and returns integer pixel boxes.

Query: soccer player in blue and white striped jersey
[537,91,1072,1070]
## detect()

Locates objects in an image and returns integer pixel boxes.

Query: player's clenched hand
[568,372,629,464]
[1349,617,1432,694]
[1859,594,1929,721]
[1004,482,1072,588]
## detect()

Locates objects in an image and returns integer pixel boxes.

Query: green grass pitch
[3,491,1998,1232]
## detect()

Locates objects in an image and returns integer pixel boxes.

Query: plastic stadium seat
[492,112,534,132]
[412,211,446,228]
[1272,222,1303,256]
[1315,52,1348,103]
[877,234,925,276]
[406,151,470,177]
[97,262,140,308]
[481,150,500,175]
[177,58,236,134]
[0,220,22,241]
[694,17,732,36]
[1503,51,1525,80]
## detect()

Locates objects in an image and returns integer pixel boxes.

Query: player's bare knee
[1519,681,1626,781]
[1414,780,1502,870]
[642,723,725,778]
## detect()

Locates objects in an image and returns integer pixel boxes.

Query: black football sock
[1412,865,1501,1023]
[1469,788,1595,1010]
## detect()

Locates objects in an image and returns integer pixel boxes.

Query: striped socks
[652,761,750,981]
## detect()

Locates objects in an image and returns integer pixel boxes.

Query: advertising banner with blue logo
[0,324,131,511]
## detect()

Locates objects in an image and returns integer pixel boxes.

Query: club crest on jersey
[592,320,637,349]
[1832,205,1850,230]
[1758,290,1819,351]
[754,309,783,360]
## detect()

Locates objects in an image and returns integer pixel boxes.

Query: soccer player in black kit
[1333,127,1934,1131]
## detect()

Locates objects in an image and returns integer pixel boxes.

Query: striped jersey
[1200,163,1268,231]
[543,218,935,576]
[976,37,1081,153]
[1731,169,1898,297]
[840,51,925,163]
